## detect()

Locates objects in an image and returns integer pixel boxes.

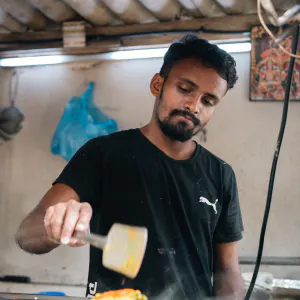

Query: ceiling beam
[62,0,122,26]
[137,0,182,21]
[0,0,49,29]
[0,33,250,58]
[0,14,263,44]
[0,8,25,32]
[27,0,77,22]
[176,0,203,17]
[215,0,257,14]
[101,0,158,24]
[0,25,10,34]
[121,32,249,47]
[0,38,121,57]
[191,0,225,17]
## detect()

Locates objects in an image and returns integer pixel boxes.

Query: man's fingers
[50,203,67,242]
[69,237,78,246]
[75,203,92,232]
[44,206,55,239]
[60,201,80,244]
[68,238,86,247]
[44,200,92,247]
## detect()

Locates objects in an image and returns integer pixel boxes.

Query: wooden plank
[87,13,262,34]
[272,287,300,297]
[0,45,120,57]
[0,31,250,56]
[0,38,121,57]
[0,30,61,42]
[121,33,250,47]
[0,14,264,44]
[63,21,86,48]
[0,29,250,53]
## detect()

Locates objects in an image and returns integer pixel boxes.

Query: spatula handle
[75,231,107,249]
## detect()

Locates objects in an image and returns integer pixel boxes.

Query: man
[16,35,244,300]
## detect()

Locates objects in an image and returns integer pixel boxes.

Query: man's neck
[140,122,196,161]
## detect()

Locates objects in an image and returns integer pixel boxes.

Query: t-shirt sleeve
[214,165,244,243]
[53,138,102,210]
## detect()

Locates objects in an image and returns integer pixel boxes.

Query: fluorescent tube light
[0,55,65,67]
[218,42,252,53]
[0,42,251,68]
[109,48,168,60]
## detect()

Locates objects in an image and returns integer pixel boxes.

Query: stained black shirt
[54,129,243,300]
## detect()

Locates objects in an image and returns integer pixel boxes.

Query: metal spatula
[76,223,148,279]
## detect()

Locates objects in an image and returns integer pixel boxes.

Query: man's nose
[184,94,203,114]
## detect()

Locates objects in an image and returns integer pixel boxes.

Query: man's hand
[44,200,92,247]
[16,184,92,254]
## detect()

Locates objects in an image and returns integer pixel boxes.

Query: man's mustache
[170,109,200,126]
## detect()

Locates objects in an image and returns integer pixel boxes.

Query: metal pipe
[240,256,300,266]
[275,26,295,44]
[277,5,300,26]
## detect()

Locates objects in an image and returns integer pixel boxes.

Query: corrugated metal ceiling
[0,0,298,33]
[0,0,298,56]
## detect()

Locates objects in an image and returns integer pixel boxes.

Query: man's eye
[202,98,215,107]
[178,86,192,94]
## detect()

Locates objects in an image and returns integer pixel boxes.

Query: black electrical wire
[244,22,299,300]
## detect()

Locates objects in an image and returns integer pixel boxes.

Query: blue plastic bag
[51,82,118,161]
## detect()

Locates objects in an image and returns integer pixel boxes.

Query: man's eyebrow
[178,78,199,88]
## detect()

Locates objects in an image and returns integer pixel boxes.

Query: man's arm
[16,183,92,254]
[16,138,101,255]
[213,242,244,299]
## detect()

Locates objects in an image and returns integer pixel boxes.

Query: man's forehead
[169,58,213,76]
[167,58,228,96]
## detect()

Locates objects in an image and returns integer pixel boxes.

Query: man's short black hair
[160,35,238,90]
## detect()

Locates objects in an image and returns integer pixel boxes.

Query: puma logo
[199,197,218,214]
[87,282,97,297]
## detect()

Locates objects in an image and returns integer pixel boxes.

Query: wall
[0,53,300,291]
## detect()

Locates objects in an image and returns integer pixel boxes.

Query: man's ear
[150,74,164,97]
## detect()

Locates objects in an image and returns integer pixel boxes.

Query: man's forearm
[213,268,244,299]
[16,209,58,254]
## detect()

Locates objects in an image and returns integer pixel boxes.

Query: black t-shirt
[54,129,243,300]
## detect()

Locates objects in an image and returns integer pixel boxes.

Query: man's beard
[156,103,203,142]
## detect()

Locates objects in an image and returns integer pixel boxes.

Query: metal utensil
[76,223,148,279]
[0,71,24,138]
